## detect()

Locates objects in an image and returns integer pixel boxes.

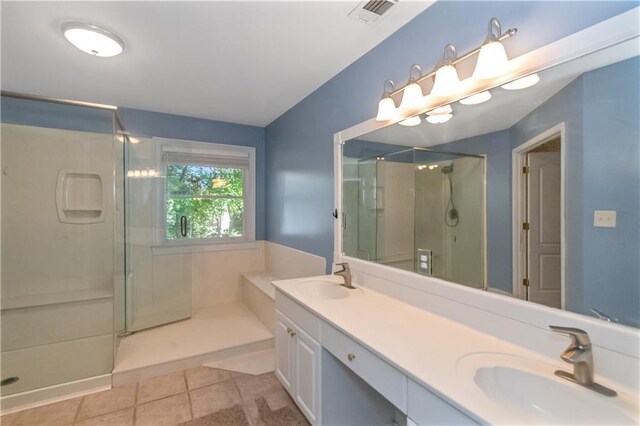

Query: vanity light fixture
[426,113,453,124]
[431,45,461,98]
[375,80,398,121]
[62,22,124,57]
[426,104,453,124]
[399,65,426,112]
[428,104,453,115]
[502,73,540,90]
[459,90,492,105]
[399,115,421,126]
[374,17,516,122]
[473,18,510,80]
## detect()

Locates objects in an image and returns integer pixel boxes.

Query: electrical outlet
[594,210,616,228]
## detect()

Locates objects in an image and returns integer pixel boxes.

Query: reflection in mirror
[342,42,639,328]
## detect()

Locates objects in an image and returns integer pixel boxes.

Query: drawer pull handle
[347,353,356,361]
[286,327,292,334]
[290,331,297,338]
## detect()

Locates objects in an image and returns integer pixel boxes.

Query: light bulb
[127,170,134,177]
[376,80,398,122]
[460,91,492,105]
[399,116,421,126]
[426,114,453,124]
[473,40,509,80]
[133,170,141,177]
[399,82,425,112]
[428,105,452,115]
[502,74,540,90]
[376,96,397,121]
[141,169,149,177]
[431,65,461,98]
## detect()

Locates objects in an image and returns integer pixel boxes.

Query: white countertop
[272,275,638,425]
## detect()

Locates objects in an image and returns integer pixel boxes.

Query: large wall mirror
[341,41,639,328]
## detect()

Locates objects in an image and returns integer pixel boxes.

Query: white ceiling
[1,1,433,126]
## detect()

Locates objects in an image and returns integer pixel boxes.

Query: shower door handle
[180,216,188,237]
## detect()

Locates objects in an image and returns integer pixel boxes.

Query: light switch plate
[594,210,616,228]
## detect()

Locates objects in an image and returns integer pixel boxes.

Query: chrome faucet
[549,325,617,397]
[333,262,356,289]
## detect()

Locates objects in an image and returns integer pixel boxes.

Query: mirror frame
[333,8,640,342]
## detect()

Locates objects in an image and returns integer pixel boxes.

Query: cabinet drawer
[322,323,407,412]
[275,291,321,340]
[407,380,478,425]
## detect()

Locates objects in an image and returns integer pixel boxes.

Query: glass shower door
[414,149,486,288]
[124,135,192,332]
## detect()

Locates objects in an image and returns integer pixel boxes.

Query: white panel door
[528,151,561,308]
[294,328,321,425]
[275,312,294,395]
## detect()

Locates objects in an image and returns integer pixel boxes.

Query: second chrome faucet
[549,325,617,397]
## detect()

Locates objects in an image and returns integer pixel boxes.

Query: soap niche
[56,170,105,224]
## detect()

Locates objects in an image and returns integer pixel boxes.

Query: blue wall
[118,108,267,240]
[265,1,637,269]
[1,97,114,133]
[581,58,639,326]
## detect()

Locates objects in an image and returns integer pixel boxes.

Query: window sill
[152,241,257,255]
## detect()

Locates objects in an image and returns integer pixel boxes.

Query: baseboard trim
[1,374,112,415]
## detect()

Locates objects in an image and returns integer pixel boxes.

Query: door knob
[347,353,356,361]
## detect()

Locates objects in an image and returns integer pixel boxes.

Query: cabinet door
[294,328,321,424]
[275,312,294,395]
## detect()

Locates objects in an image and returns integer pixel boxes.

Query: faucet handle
[549,325,591,347]
[335,262,350,271]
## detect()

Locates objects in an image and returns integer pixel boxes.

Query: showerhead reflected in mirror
[341,41,639,328]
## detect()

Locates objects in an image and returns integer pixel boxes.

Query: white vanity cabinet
[275,310,322,424]
[407,380,478,425]
[274,288,477,426]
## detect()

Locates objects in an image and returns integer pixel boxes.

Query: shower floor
[113,303,273,384]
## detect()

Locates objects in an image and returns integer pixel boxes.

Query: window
[154,138,255,247]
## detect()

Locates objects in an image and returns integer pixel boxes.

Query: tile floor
[1,368,309,426]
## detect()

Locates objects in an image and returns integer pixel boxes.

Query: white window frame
[152,137,256,252]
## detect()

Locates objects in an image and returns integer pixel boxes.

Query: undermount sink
[457,352,639,425]
[297,279,362,300]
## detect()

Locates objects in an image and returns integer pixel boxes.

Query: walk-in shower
[342,144,486,289]
[0,93,126,401]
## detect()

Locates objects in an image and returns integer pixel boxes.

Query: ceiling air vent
[348,0,397,24]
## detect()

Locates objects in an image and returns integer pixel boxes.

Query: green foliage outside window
[166,165,245,240]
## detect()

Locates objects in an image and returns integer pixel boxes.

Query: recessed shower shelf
[56,170,106,224]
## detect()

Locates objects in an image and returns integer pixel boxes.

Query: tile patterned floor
[1,368,309,426]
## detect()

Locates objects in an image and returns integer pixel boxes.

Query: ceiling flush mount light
[62,22,124,57]
[431,45,461,98]
[399,115,421,126]
[473,18,511,80]
[376,80,398,121]
[399,65,426,113]
[502,73,540,90]
[460,90,492,105]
